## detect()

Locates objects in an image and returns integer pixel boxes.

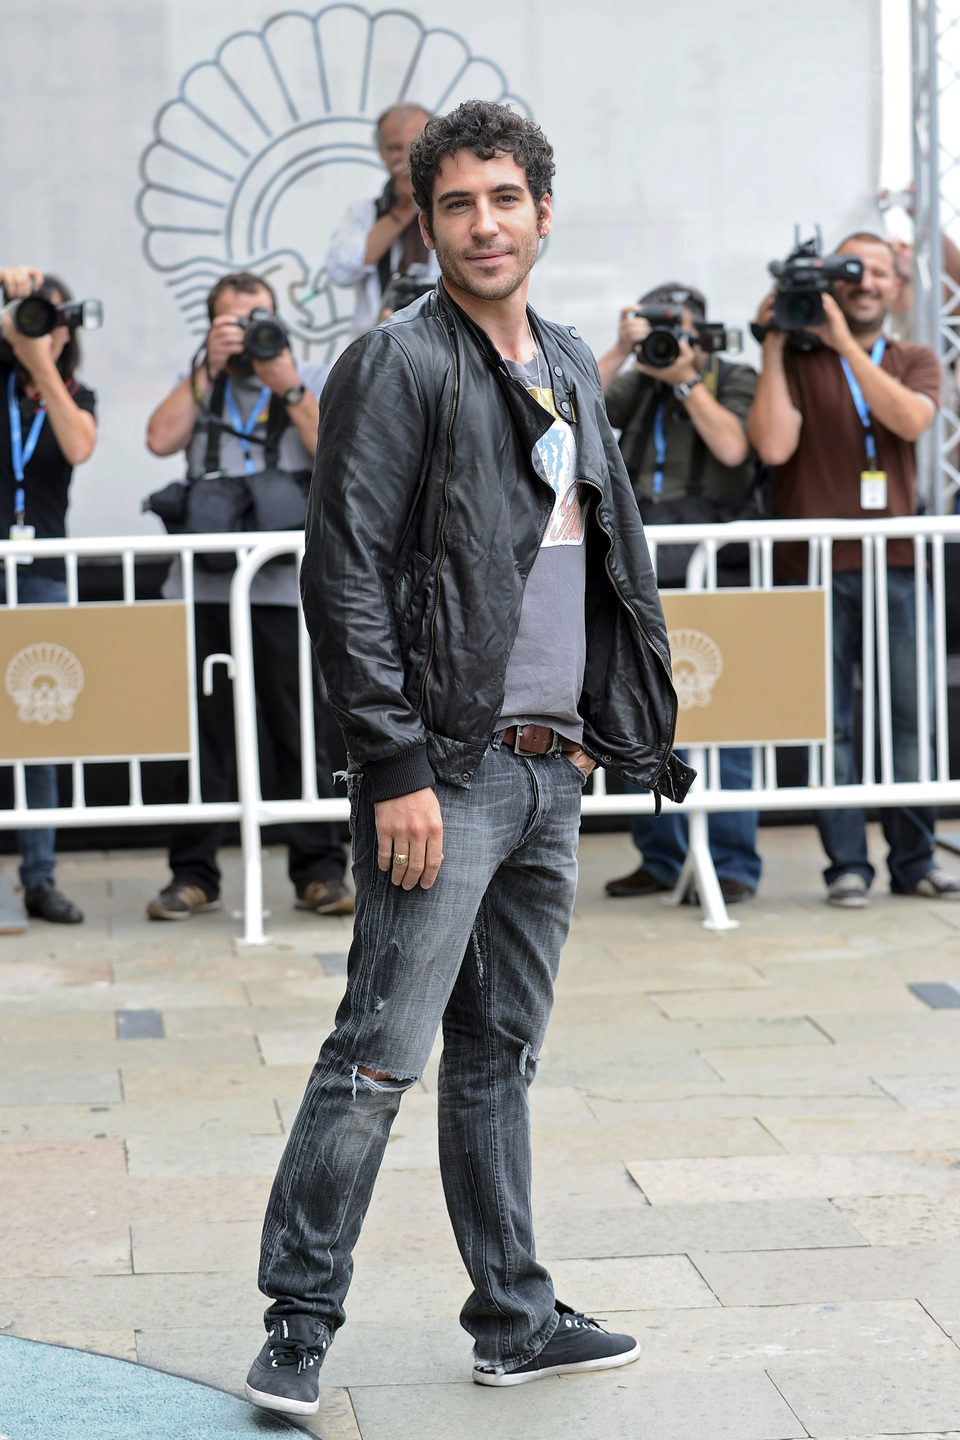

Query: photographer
[748,231,960,907]
[597,284,762,904]
[0,264,97,924]
[145,271,350,921]
[325,104,440,336]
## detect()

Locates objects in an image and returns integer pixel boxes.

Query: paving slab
[132,1220,261,1275]
[1,1139,131,1278]
[625,1152,960,1204]
[692,1243,960,1306]
[120,1063,311,1104]
[812,1012,960,1044]
[348,1368,805,1440]
[652,985,924,1019]
[832,1194,960,1245]
[0,1035,262,1072]
[0,1070,122,1106]
[699,1040,960,1080]
[0,1096,282,1141]
[629,1298,959,1370]
[920,1296,960,1344]
[760,1112,960,1153]
[0,1272,267,1332]
[532,1116,782,1163]
[125,1131,287,1178]
[770,1361,960,1436]
[532,1198,865,1258]
[583,1089,900,1122]
[875,1075,960,1109]
[127,1175,272,1225]
[542,1254,719,1310]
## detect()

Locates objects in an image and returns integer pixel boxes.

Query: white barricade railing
[2,518,960,942]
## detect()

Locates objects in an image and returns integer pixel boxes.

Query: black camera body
[633,303,743,369]
[765,227,864,343]
[233,307,289,363]
[380,263,436,319]
[0,287,103,368]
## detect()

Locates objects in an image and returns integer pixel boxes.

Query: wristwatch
[283,383,306,407]
[673,375,704,402]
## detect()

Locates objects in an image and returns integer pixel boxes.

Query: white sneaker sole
[244,1380,320,1415]
[473,1340,641,1386]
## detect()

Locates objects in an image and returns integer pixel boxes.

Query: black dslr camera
[756,226,864,349]
[632,301,742,369]
[233,307,289,364]
[380,263,436,318]
[0,287,103,366]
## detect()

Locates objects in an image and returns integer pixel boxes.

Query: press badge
[860,470,887,511]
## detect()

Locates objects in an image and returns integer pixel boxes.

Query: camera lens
[640,331,680,368]
[13,295,57,338]
[243,310,288,361]
[785,294,820,328]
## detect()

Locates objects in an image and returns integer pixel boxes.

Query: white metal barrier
[2,518,960,941]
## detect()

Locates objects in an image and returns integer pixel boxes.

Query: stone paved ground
[2,823,960,1440]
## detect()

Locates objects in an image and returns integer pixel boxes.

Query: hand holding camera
[1,267,103,376]
[205,308,300,396]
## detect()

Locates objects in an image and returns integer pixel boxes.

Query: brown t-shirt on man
[774,339,940,580]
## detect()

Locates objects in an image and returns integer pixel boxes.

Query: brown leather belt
[501,724,579,756]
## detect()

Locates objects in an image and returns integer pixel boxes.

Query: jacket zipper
[417,320,459,715]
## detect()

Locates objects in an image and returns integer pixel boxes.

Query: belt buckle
[513,724,559,756]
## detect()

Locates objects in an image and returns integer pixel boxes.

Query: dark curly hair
[409,100,555,224]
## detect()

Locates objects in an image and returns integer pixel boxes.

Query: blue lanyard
[7,371,46,519]
[652,397,667,498]
[223,380,272,476]
[839,336,886,467]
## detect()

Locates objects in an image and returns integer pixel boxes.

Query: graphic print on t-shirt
[525,384,583,549]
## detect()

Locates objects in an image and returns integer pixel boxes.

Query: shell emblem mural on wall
[136,5,528,361]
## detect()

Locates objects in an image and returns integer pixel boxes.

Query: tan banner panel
[0,603,190,761]
[661,589,827,745]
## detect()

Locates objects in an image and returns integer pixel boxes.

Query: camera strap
[652,397,668,499]
[7,371,46,521]
[223,379,273,477]
[839,336,886,468]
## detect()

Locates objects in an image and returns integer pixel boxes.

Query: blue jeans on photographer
[257,739,584,1369]
[626,746,761,891]
[0,569,66,889]
[819,567,937,892]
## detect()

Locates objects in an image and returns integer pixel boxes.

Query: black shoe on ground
[718,877,754,904]
[295,878,354,915]
[244,1315,331,1415]
[146,882,221,921]
[472,1301,640,1387]
[24,881,83,924]
[604,863,671,898]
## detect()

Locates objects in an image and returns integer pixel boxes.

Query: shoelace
[268,1339,321,1372]
[559,1309,605,1331]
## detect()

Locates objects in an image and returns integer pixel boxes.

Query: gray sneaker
[244,1315,331,1416]
[827,873,869,908]
[472,1302,639,1387]
[908,866,960,900]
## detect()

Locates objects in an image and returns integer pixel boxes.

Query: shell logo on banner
[668,628,723,711]
[135,5,529,362]
[4,642,85,726]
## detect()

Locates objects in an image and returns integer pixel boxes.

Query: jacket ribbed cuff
[365,743,436,804]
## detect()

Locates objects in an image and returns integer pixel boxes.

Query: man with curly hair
[244,100,690,1415]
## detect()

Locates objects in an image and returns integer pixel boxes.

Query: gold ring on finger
[392,852,410,867]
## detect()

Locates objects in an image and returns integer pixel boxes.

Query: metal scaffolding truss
[912,0,960,513]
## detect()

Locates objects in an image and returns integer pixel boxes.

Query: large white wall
[2,0,882,538]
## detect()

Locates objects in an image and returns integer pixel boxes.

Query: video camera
[632,301,742,370]
[232,307,290,364]
[756,226,864,348]
[380,263,436,319]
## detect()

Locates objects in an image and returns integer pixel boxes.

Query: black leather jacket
[301,283,693,807]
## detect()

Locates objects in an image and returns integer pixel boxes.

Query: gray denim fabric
[257,742,584,1367]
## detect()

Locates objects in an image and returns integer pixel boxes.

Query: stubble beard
[433,233,540,305]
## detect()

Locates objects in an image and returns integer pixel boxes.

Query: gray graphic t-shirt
[498,354,586,744]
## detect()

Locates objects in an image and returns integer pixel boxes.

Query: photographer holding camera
[325,104,440,336]
[0,264,99,924]
[144,271,351,921]
[748,231,960,907]
[597,284,763,904]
